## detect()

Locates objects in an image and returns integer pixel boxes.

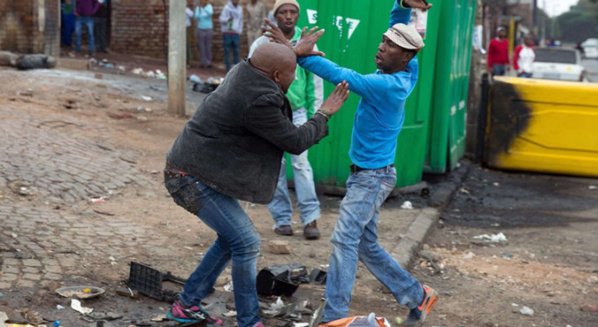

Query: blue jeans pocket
[164,173,202,215]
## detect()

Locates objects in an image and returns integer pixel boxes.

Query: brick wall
[0,0,60,56]
[110,0,277,63]
[0,0,35,53]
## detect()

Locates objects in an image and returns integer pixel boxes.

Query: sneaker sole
[167,312,199,323]
[419,288,438,322]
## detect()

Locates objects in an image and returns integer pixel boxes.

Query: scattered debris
[140,95,152,101]
[56,305,65,310]
[56,286,105,300]
[257,264,309,296]
[268,240,292,254]
[519,306,534,316]
[394,317,403,325]
[223,281,234,292]
[89,197,107,203]
[580,304,598,312]
[473,232,508,243]
[222,311,237,317]
[70,299,93,314]
[400,201,413,210]
[17,54,57,70]
[150,314,168,322]
[87,312,123,321]
[462,252,475,259]
[107,112,135,119]
[22,310,43,326]
[116,287,139,299]
[189,75,202,84]
[126,262,185,302]
[589,185,597,190]
[309,268,327,285]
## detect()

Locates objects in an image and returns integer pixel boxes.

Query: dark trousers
[94,17,108,52]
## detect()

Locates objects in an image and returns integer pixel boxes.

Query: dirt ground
[1,66,597,327]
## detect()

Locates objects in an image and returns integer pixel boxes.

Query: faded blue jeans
[268,108,320,228]
[164,169,261,327]
[75,16,94,52]
[222,33,240,71]
[322,166,424,323]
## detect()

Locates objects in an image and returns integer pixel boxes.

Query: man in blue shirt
[266,0,438,325]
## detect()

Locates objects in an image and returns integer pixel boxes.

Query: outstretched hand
[321,81,350,116]
[262,19,326,57]
[403,0,432,11]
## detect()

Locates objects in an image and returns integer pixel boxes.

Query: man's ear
[272,70,281,84]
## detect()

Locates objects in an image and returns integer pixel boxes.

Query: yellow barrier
[484,77,598,178]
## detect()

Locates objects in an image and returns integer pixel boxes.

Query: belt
[164,163,188,179]
[350,163,394,173]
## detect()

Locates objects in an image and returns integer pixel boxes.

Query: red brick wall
[110,0,277,63]
[0,0,60,56]
[0,0,35,53]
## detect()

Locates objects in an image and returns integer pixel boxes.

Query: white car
[582,38,598,59]
[532,47,587,82]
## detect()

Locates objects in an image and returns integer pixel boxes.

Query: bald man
[163,42,349,327]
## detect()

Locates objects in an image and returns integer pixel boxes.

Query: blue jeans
[223,33,240,71]
[164,170,261,327]
[322,166,424,323]
[75,16,95,52]
[492,64,506,76]
[268,108,321,228]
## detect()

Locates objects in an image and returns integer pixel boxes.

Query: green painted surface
[425,0,477,173]
[285,0,440,188]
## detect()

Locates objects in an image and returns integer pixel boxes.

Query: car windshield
[535,48,577,64]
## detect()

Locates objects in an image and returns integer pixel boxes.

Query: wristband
[315,109,331,122]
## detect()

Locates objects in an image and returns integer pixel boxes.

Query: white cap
[383,23,425,51]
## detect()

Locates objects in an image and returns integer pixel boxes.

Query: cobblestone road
[0,107,150,204]
[0,100,165,291]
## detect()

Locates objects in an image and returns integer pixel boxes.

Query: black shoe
[303,221,320,240]
[274,225,293,236]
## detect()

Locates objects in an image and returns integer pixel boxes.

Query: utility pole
[532,0,538,33]
[167,0,187,116]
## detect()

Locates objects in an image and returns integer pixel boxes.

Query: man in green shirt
[248,0,324,240]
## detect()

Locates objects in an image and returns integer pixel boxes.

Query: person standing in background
[195,0,214,68]
[93,0,109,53]
[513,34,535,78]
[186,0,195,66]
[487,26,509,76]
[74,0,100,54]
[219,0,243,71]
[246,0,267,49]
[61,0,76,48]
[249,0,324,240]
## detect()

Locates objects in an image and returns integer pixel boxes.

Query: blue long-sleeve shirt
[195,4,214,30]
[297,1,416,169]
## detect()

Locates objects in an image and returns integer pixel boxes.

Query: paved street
[582,59,598,82]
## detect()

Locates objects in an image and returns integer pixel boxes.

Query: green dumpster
[285,0,440,189]
[424,0,477,173]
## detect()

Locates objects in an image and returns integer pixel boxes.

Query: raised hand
[263,19,293,49]
[403,0,433,11]
[294,26,326,57]
[320,81,350,116]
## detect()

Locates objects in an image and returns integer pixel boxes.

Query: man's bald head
[251,43,297,93]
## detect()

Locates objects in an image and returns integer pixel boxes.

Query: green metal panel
[285,0,439,188]
[425,0,477,173]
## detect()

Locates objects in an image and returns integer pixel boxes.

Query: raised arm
[297,56,389,101]
[393,0,432,26]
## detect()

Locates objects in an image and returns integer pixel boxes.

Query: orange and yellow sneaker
[404,285,438,326]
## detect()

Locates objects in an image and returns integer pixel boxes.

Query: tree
[556,0,598,43]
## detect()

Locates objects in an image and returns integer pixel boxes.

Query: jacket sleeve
[298,56,397,103]
[244,94,329,155]
[513,46,521,71]
[390,1,412,27]
[219,6,229,24]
